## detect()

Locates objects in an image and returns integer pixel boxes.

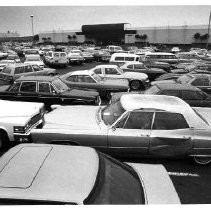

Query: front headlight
[14,126,26,134]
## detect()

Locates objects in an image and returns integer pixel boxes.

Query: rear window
[125,57,135,61]
[2,66,12,74]
[115,57,124,61]
[84,153,144,204]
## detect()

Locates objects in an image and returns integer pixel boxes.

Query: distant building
[37,23,211,48]
[0,31,20,38]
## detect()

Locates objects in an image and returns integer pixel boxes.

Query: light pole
[206,10,211,50]
[30,15,34,43]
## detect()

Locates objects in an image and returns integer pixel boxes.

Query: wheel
[48,73,54,77]
[194,156,211,165]
[105,91,111,100]
[130,80,142,90]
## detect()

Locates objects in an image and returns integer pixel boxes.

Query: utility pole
[30,15,34,44]
[206,10,211,50]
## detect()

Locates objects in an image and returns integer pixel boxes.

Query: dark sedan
[110,83,211,108]
[0,76,101,109]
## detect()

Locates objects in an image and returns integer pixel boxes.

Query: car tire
[130,80,142,90]
[48,73,54,76]
[194,156,211,165]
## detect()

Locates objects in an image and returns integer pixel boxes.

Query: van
[110,53,140,64]
[106,45,123,54]
[145,52,179,64]
[44,51,68,67]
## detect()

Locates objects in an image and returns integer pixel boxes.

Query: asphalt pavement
[0,61,211,204]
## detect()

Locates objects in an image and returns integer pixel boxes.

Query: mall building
[38,23,210,47]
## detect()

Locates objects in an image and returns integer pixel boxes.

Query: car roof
[145,52,175,55]
[111,53,139,57]
[156,83,201,91]
[16,76,57,82]
[94,64,118,68]
[68,70,92,76]
[0,144,99,204]
[120,94,209,128]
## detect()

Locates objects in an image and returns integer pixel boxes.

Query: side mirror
[111,126,116,131]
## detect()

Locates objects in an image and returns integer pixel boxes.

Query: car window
[9,82,21,92]
[1,66,12,74]
[134,64,144,69]
[127,65,133,69]
[135,57,139,61]
[125,57,135,61]
[117,112,153,129]
[50,84,57,93]
[161,90,181,97]
[182,90,206,100]
[191,78,207,86]
[115,57,124,61]
[105,68,119,75]
[54,53,60,57]
[153,112,189,130]
[60,53,66,57]
[32,65,42,72]
[94,68,102,74]
[48,52,52,57]
[82,75,95,83]
[14,67,24,75]
[67,75,77,82]
[39,82,50,93]
[24,65,33,73]
[20,82,36,92]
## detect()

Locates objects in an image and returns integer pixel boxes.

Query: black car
[110,83,211,107]
[0,76,101,109]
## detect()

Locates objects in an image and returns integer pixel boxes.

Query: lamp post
[30,15,34,44]
[206,10,211,50]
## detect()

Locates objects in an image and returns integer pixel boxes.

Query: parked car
[145,52,179,64]
[0,100,44,150]
[81,52,94,62]
[23,49,40,57]
[175,52,201,63]
[31,94,211,165]
[0,51,8,59]
[110,53,140,64]
[93,50,111,62]
[44,51,69,67]
[152,74,211,95]
[0,60,18,72]
[120,62,167,81]
[106,45,123,54]
[6,54,21,62]
[24,55,45,68]
[59,70,129,99]
[67,52,84,64]
[0,76,101,108]
[0,143,180,204]
[110,83,211,107]
[0,63,56,82]
[91,64,149,90]
[140,56,171,72]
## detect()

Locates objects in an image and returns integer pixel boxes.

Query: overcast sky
[0,5,210,36]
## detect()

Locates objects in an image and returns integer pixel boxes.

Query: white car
[0,100,44,149]
[24,55,45,68]
[44,51,69,67]
[91,64,149,90]
[0,143,180,204]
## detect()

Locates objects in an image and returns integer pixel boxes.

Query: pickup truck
[0,100,44,150]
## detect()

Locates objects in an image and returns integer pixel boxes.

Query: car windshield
[52,78,69,92]
[145,85,161,94]
[91,73,102,82]
[101,100,125,125]
[177,74,193,84]
[25,50,39,54]
[26,57,41,61]
[84,153,144,204]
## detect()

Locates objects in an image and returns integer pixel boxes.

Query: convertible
[31,94,211,165]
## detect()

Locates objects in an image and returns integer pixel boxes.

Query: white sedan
[91,64,149,90]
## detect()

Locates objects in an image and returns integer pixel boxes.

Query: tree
[42,37,47,42]
[200,33,209,40]
[135,34,140,39]
[67,35,72,40]
[193,33,201,40]
[33,34,39,42]
[72,34,76,39]
[141,34,148,40]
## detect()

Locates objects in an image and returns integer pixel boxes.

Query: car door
[103,68,122,79]
[19,81,38,102]
[0,82,21,101]
[108,111,153,156]
[149,111,193,157]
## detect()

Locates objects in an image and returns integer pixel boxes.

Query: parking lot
[50,61,211,204]
[0,61,209,204]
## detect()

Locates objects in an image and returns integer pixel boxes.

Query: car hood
[0,100,44,118]
[148,68,166,73]
[0,85,10,92]
[128,163,180,204]
[101,79,129,88]
[44,106,101,130]
[61,88,99,98]
[122,72,148,80]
